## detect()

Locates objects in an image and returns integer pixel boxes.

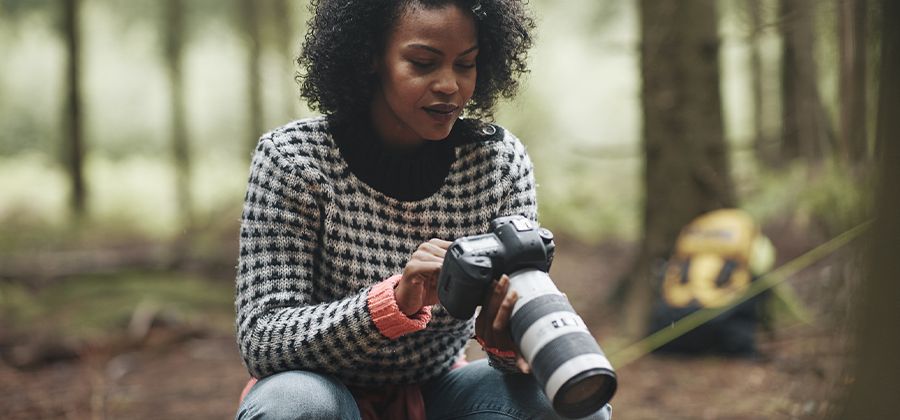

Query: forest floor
[0,217,857,419]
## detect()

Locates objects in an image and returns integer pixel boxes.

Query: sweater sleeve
[489,133,540,373]
[235,137,427,379]
[367,275,433,339]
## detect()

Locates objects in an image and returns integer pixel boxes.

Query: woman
[235,1,611,418]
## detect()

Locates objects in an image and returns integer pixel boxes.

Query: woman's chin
[420,122,456,141]
[423,135,450,142]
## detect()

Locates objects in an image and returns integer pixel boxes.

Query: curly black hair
[297,0,535,122]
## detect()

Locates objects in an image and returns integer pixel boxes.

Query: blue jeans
[236,359,612,420]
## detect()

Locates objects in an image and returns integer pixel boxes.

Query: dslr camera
[438,215,617,418]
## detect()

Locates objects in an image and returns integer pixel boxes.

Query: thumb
[516,356,531,374]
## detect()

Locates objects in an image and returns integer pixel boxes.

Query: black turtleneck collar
[329,115,502,202]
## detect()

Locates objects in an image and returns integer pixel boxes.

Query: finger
[484,276,509,318]
[420,242,448,259]
[516,356,531,374]
[407,259,444,272]
[492,290,518,332]
[404,262,443,285]
[412,249,444,263]
[476,276,506,336]
[429,238,452,249]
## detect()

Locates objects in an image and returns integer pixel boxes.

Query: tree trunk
[748,0,773,166]
[240,0,264,151]
[164,0,192,230]
[838,0,868,164]
[780,0,834,162]
[62,0,86,219]
[836,1,900,416]
[625,0,736,339]
[271,0,296,122]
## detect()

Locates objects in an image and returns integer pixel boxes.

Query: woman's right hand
[395,239,452,316]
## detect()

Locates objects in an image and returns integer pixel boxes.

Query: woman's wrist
[368,275,432,340]
[475,336,517,358]
[393,280,421,316]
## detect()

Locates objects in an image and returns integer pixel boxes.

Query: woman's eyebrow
[406,44,479,57]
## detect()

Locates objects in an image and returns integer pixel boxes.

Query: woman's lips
[424,104,458,123]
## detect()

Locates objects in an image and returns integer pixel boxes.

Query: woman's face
[371,3,478,146]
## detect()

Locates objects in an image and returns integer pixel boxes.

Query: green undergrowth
[0,272,235,342]
[741,159,872,235]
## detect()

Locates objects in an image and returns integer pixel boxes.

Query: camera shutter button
[539,228,554,242]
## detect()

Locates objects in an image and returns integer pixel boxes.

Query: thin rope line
[609,220,871,369]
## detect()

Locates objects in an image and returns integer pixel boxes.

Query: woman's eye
[456,62,476,70]
[410,60,433,69]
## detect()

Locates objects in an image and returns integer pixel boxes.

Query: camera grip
[438,254,494,319]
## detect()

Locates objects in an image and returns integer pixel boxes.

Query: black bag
[650,209,774,356]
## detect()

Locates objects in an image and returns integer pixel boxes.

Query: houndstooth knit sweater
[235,116,537,386]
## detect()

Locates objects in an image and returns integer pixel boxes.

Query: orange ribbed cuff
[475,336,518,358]
[368,275,432,340]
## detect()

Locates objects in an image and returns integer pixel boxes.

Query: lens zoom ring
[531,332,604,387]
[510,294,573,343]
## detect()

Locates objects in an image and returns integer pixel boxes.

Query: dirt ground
[0,220,856,419]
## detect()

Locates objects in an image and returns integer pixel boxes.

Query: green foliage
[536,153,640,244]
[796,161,872,234]
[0,153,247,253]
[0,18,65,156]
[0,0,55,18]
[741,159,872,235]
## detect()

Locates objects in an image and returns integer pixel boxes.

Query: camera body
[438,216,617,419]
[438,215,555,319]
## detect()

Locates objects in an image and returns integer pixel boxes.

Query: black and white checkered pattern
[235,116,537,385]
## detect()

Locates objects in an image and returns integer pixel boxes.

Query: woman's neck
[369,94,426,150]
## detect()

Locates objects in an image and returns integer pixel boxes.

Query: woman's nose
[432,69,459,95]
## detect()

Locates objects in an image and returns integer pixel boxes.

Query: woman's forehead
[389,3,477,49]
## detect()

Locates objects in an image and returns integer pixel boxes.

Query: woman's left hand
[474,275,531,373]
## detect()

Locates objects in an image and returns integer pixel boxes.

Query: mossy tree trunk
[62,0,86,219]
[165,0,192,231]
[836,1,900,416]
[270,0,296,123]
[748,0,776,166]
[838,0,868,165]
[240,0,263,152]
[780,0,834,162]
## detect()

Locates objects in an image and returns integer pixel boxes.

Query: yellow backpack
[662,209,775,309]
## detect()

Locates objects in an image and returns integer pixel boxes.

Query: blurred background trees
[62,0,87,219]
[0,0,890,417]
[0,0,876,247]
[780,0,834,162]
[164,0,191,237]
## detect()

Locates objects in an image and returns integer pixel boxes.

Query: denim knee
[236,371,361,420]
[422,359,612,420]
